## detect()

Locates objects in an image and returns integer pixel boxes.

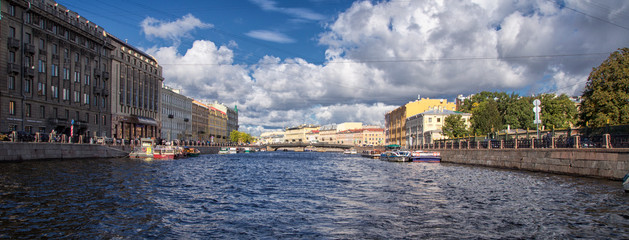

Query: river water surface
[1,152,628,239]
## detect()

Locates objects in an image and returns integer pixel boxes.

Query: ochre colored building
[385,98,456,147]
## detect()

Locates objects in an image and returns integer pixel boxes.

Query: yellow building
[285,125,320,143]
[362,128,385,146]
[208,106,227,143]
[385,97,456,147]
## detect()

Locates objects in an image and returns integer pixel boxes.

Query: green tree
[229,130,241,143]
[502,96,535,130]
[471,100,502,136]
[540,94,577,129]
[580,48,629,127]
[442,114,469,138]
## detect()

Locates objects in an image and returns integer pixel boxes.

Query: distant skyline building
[406,109,471,148]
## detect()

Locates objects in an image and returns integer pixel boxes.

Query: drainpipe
[20,1,32,131]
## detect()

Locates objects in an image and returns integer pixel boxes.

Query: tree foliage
[230,130,255,144]
[539,94,577,129]
[470,100,502,135]
[580,48,629,127]
[442,114,469,138]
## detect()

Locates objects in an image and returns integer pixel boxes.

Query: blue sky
[58,0,353,64]
[56,0,629,135]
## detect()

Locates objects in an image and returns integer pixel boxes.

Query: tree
[503,96,535,130]
[230,130,255,144]
[540,94,577,129]
[442,114,469,138]
[580,48,629,127]
[229,130,241,143]
[471,100,502,136]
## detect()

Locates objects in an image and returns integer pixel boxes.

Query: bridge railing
[423,134,628,150]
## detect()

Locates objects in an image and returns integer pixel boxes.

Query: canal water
[1,152,627,239]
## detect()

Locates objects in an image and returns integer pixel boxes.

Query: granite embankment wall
[0,142,129,161]
[0,143,224,161]
[440,149,629,180]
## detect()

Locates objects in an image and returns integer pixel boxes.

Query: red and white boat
[410,150,441,163]
[153,146,175,160]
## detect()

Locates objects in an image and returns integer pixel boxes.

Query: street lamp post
[168,114,174,142]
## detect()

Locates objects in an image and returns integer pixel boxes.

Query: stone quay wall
[439,149,629,180]
[0,142,129,161]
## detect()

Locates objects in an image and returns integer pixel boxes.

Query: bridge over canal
[264,142,353,151]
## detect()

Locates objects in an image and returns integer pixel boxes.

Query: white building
[406,108,471,148]
[161,84,192,141]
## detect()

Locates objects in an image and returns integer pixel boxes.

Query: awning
[137,117,158,126]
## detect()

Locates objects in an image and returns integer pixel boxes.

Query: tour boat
[380,151,411,162]
[410,150,441,163]
[153,146,175,160]
[129,138,155,159]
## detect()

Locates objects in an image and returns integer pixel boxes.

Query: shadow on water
[1,152,628,239]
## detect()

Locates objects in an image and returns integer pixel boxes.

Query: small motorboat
[410,150,441,163]
[129,138,154,159]
[184,147,201,157]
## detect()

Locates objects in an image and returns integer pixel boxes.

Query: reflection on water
[1,152,628,238]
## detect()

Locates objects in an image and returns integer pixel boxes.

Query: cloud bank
[142,0,629,135]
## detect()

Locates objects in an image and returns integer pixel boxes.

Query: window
[9,27,15,38]
[65,110,69,120]
[25,56,32,67]
[428,118,432,123]
[83,93,89,104]
[64,48,69,59]
[37,82,46,96]
[8,76,15,90]
[25,33,31,44]
[25,126,32,134]
[40,106,45,118]
[38,60,46,73]
[25,104,31,117]
[102,115,106,125]
[63,68,70,80]
[39,38,45,49]
[25,12,31,24]
[52,44,58,54]
[51,85,58,98]
[9,101,16,115]
[74,71,80,82]
[53,108,58,118]
[75,111,79,121]
[51,64,59,77]
[85,75,90,85]
[95,114,99,124]
[74,91,80,103]
[25,79,31,93]
[85,113,89,124]
[437,118,441,123]
[62,88,69,101]
[75,53,80,62]
[9,4,15,16]
[9,51,15,63]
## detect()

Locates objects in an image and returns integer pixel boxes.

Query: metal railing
[422,134,627,150]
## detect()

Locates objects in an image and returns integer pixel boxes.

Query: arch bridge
[264,142,353,151]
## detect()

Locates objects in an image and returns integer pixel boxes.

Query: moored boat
[623,173,629,193]
[184,147,201,157]
[410,150,441,163]
[153,146,175,159]
[129,138,154,159]
[380,151,411,162]
[361,149,382,159]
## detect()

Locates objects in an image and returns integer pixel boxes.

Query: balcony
[7,63,20,75]
[24,43,36,55]
[94,69,101,78]
[102,71,109,80]
[52,54,59,60]
[93,86,102,95]
[24,66,35,78]
[8,38,20,50]
[102,88,109,96]
[39,49,47,56]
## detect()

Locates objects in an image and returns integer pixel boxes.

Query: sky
[57,0,629,136]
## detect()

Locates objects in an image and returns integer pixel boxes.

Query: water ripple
[1,152,628,239]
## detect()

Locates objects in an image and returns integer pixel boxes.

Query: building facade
[318,124,337,144]
[385,97,457,147]
[406,109,471,148]
[0,0,114,139]
[284,124,319,143]
[208,106,227,143]
[362,128,385,146]
[161,84,191,142]
[191,100,209,142]
[109,36,162,140]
